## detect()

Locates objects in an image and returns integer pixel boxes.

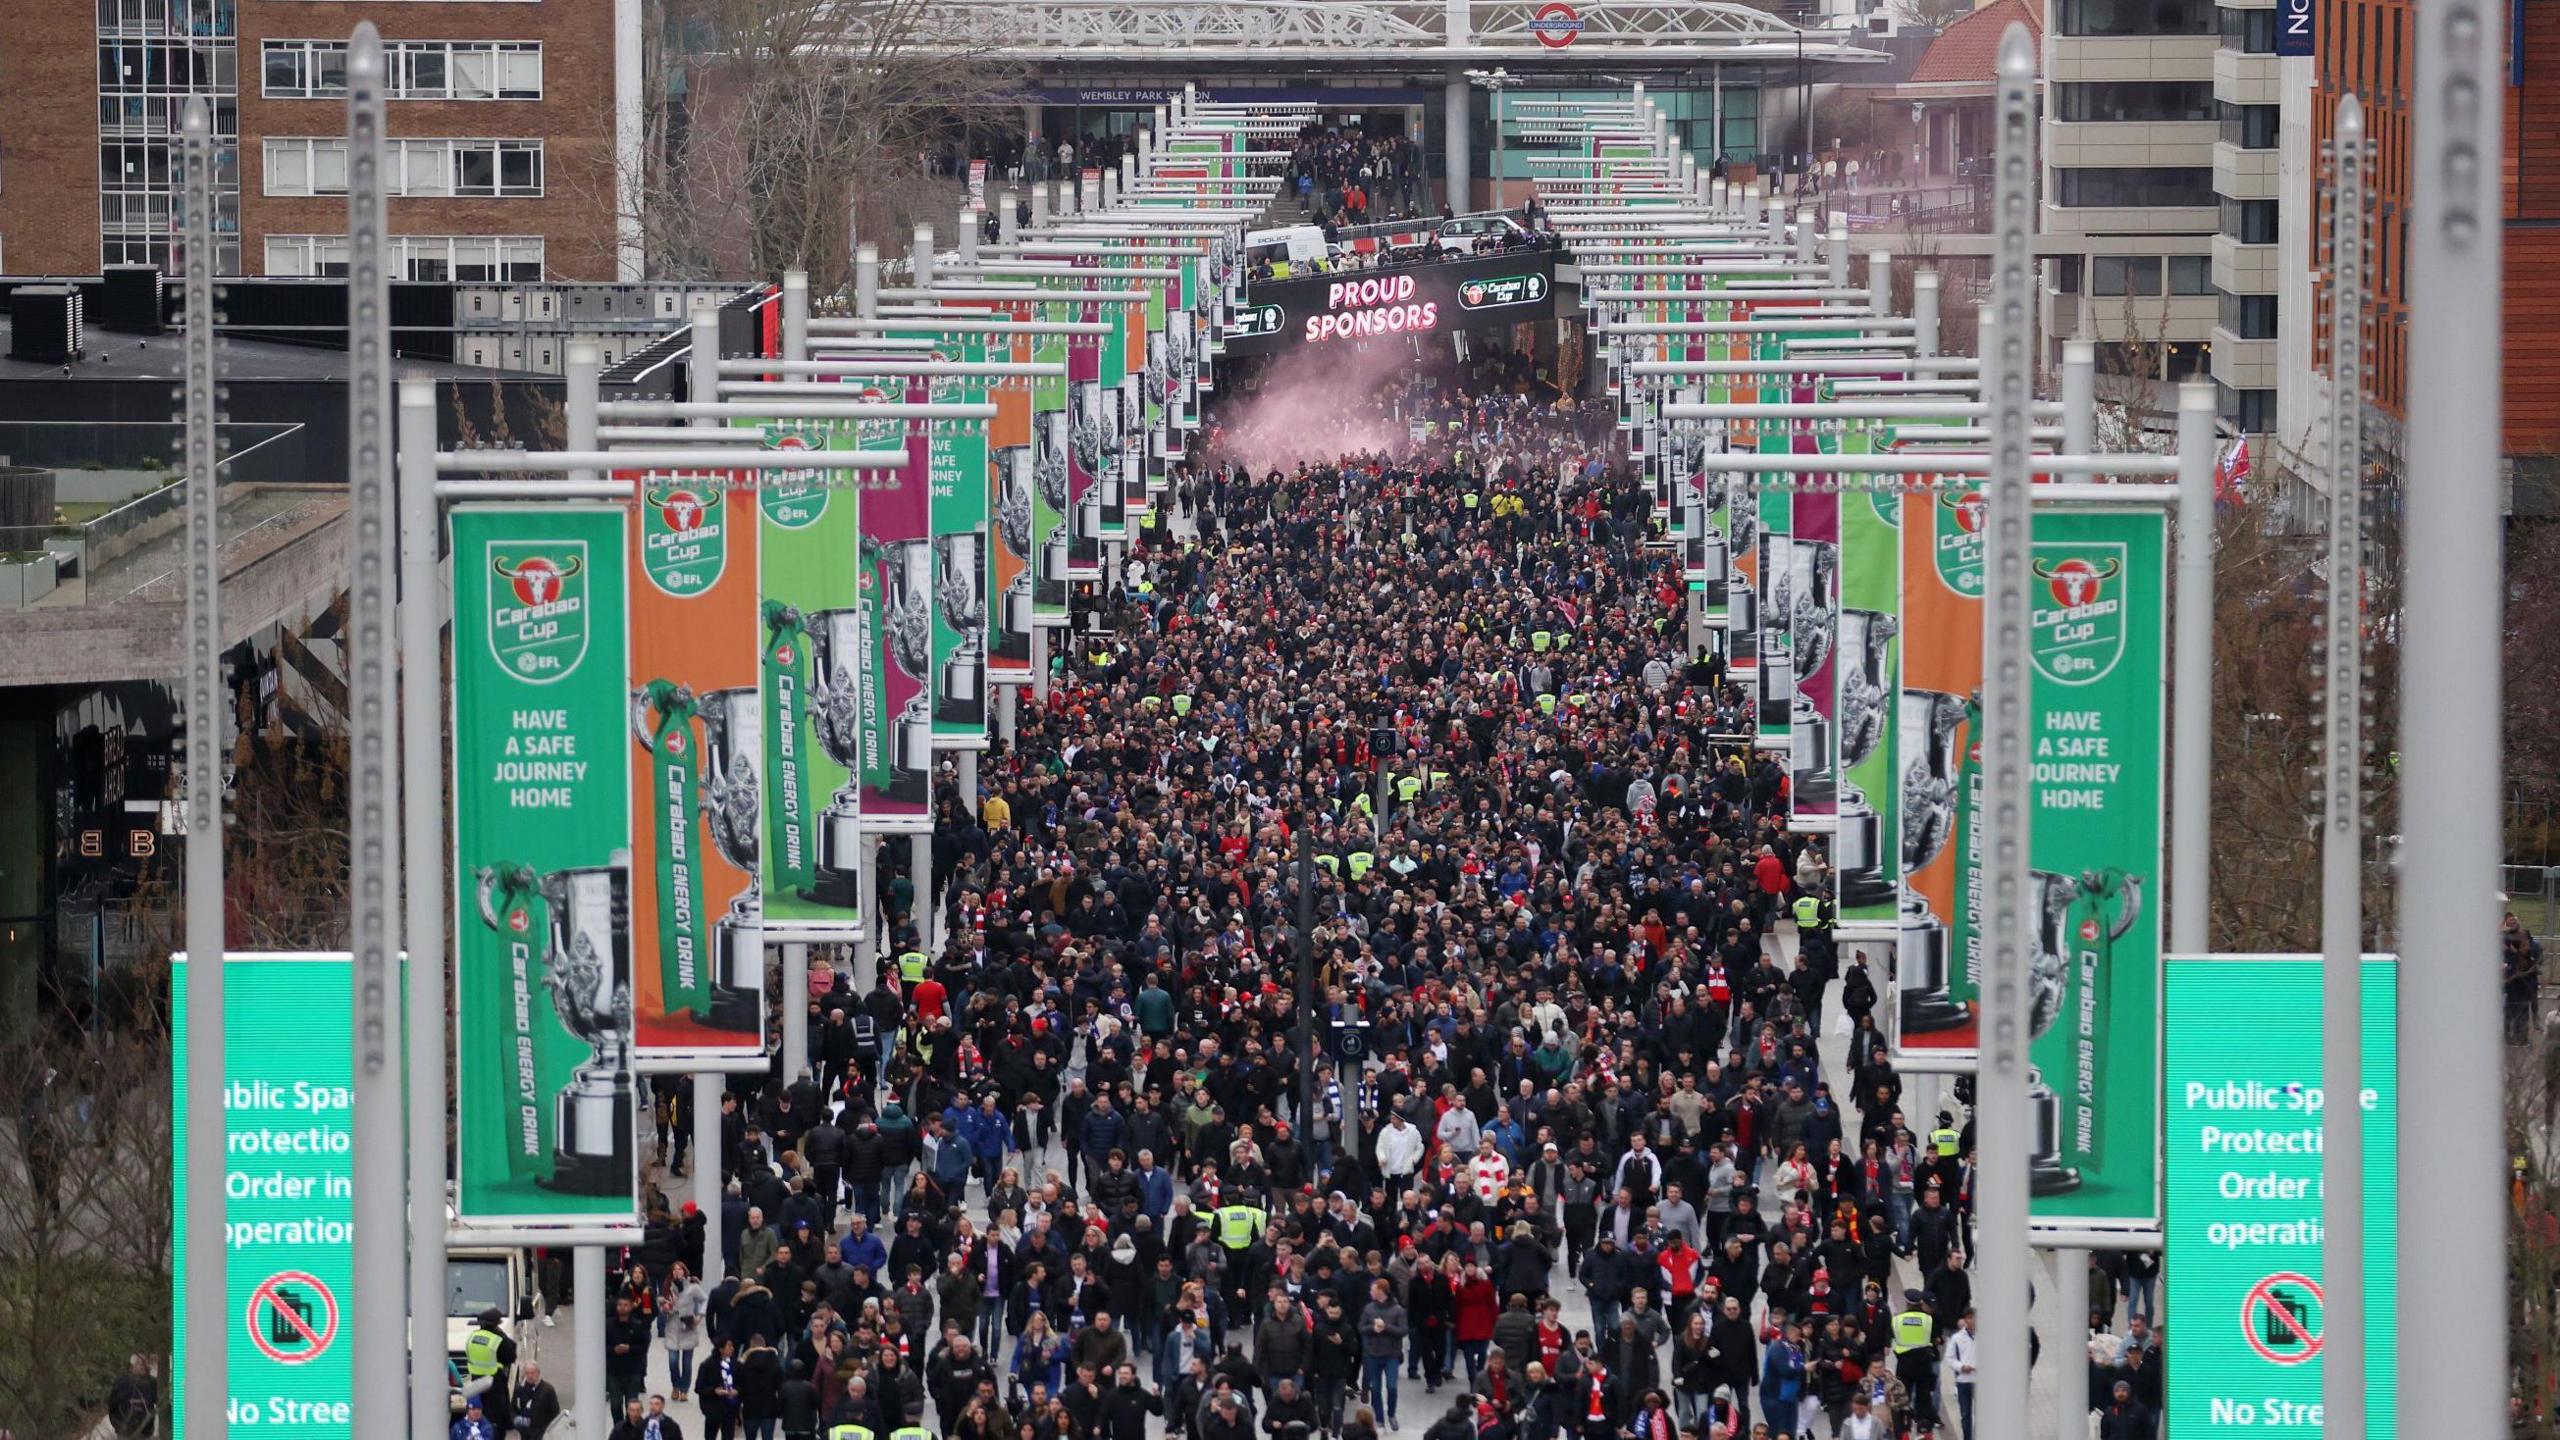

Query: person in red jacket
[1452,1260,1499,1387]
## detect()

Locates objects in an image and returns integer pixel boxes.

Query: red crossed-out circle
[1532,1,1583,47]
[2241,1273,2323,1366]
[246,1271,340,1366]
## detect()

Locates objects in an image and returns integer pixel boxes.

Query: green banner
[1033,297,1071,624]
[2022,507,2167,1222]
[1755,426,1792,747]
[172,953,370,1436]
[931,335,992,743]
[2165,956,2397,1436]
[751,423,866,930]
[450,503,638,1221]
[1837,445,1900,931]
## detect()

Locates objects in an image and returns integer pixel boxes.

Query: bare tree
[1893,0,1979,30]
[606,0,1027,291]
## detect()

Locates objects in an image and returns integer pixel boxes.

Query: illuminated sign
[1531,1,1583,47]
[1229,252,1559,355]
[1307,274,1439,342]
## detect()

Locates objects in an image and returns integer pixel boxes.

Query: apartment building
[2275,0,2560,503]
[2039,0,2223,385]
[0,0,633,281]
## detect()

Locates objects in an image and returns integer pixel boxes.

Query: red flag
[2214,435,2251,503]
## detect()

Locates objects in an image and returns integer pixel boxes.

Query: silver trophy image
[2025,868,2143,1195]
[996,442,1037,657]
[1835,607,1901,909]
[1897,688,1972,1035]
[935,529,987,725]
[1788,539,1838,807]
[1726,483,1761,662]
[804,607,869,902]
[1072,381,1108,554]
[1761,537,1796,737]
[695,686,764,1030]
[475,857,634,1195]
[869,535,938,800]
[1037,410,1071,606]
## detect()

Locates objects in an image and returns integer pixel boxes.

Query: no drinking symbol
[2242,1273,2325,1366]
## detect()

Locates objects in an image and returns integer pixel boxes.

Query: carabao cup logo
[2028,545,2128,686]
[488,542,590,682]
[643,479,727,596]
[1933,489,1987,596]
[761,431,830,528]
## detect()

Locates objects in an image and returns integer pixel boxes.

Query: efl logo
[2276,0,2313,55]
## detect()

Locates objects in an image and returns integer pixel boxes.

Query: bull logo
[1932,489,1988,596]
[2033,554,2120,610]
[499,553,579,608]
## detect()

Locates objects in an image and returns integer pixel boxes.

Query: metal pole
[957,749,979,812]
[1868,248,1892,320]
[857,244,880,319]
[695,1071,725,1285]
[689,312,721,414]
[2172,381,2216,959]
[783,270,810,362]
[998,684,1019,745]
[856,835,880,981]
[2321,91,2369,1440]
[2398,0,2506,1388]
[782,944,810,1081]
[574,1245,608,1440]
[912,832,936,954]
[1444,73,1471,212]
[341,26,410,1437]
[1973,30,2039,1440]
[176,90,228,1440]
[2055,1251,2090,1434]
[1295,820,1317,1135]
[2063,340,2095,451]
[397,377,449,1440]
[1913,269,1941,357]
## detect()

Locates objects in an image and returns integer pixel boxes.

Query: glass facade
[97,0,238,271]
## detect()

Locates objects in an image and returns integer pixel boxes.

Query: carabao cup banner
[1890,501,2168,1223]
[852,364,934,828]
[928,339,993,745]
[1790,453,1840,827]
[2166,956,2397,1437]
[1836,466,1901,935]
[623,471,765,1057]
[172,952,367,1438]
[750,423,864,936]
[989,345,1038,679]
[450,504,639,1222]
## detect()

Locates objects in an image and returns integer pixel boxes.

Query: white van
[1245,225,1334,276]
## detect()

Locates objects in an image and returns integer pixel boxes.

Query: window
[2168,254,2214,294]
[2219,196,2280,242]
[2056,0,2214,35]
[2217,291,2278,338]
[2219,5,2278,51]
[2216,382,2276,432]
[2052,255,2085,294]
[267,232,545,281]
[260,39,540,100]
[2056,82,2217,122]
[2218,101,2280,148]
[2091,255,2164,296]
[2056,167,2216,208]
[270,137,544,196]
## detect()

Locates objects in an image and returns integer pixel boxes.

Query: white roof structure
[830,0,1891,64]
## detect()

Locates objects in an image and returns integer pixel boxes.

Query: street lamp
[1465,67,1521,213]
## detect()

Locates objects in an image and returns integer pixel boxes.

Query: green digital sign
[172,952,370,1436]
[2163,955,2397,1437]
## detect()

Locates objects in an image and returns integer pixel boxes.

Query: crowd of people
[452,345,2165,1440]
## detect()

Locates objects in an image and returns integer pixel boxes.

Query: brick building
[0,0,628,281]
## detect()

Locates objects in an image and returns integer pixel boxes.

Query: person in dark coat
[510,1362,563,1440]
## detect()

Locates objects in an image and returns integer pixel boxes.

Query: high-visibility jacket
[1315,854,1341,876]
[831,1425,878,1440]
[1397,775,1424,803]
[1892,1310,1934,1354]
[1531,630,1553,652]
[1930,1126,1960,1157]
[463,1328,505,1378]
[1215,1203,1266,1249]
[898,950,930,983]
[1348,851,1376,881]
[891,1428,934,1440]
[1793,895,1830,931]
[1172,694,1193,716]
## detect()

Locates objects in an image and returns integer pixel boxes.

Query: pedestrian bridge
[831,0,1893,64]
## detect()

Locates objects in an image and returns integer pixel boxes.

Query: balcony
[2213,140,2279,200]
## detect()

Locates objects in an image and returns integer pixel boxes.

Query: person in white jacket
[1377,1112,1426,1184]
[1944,1311,1979,1440]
